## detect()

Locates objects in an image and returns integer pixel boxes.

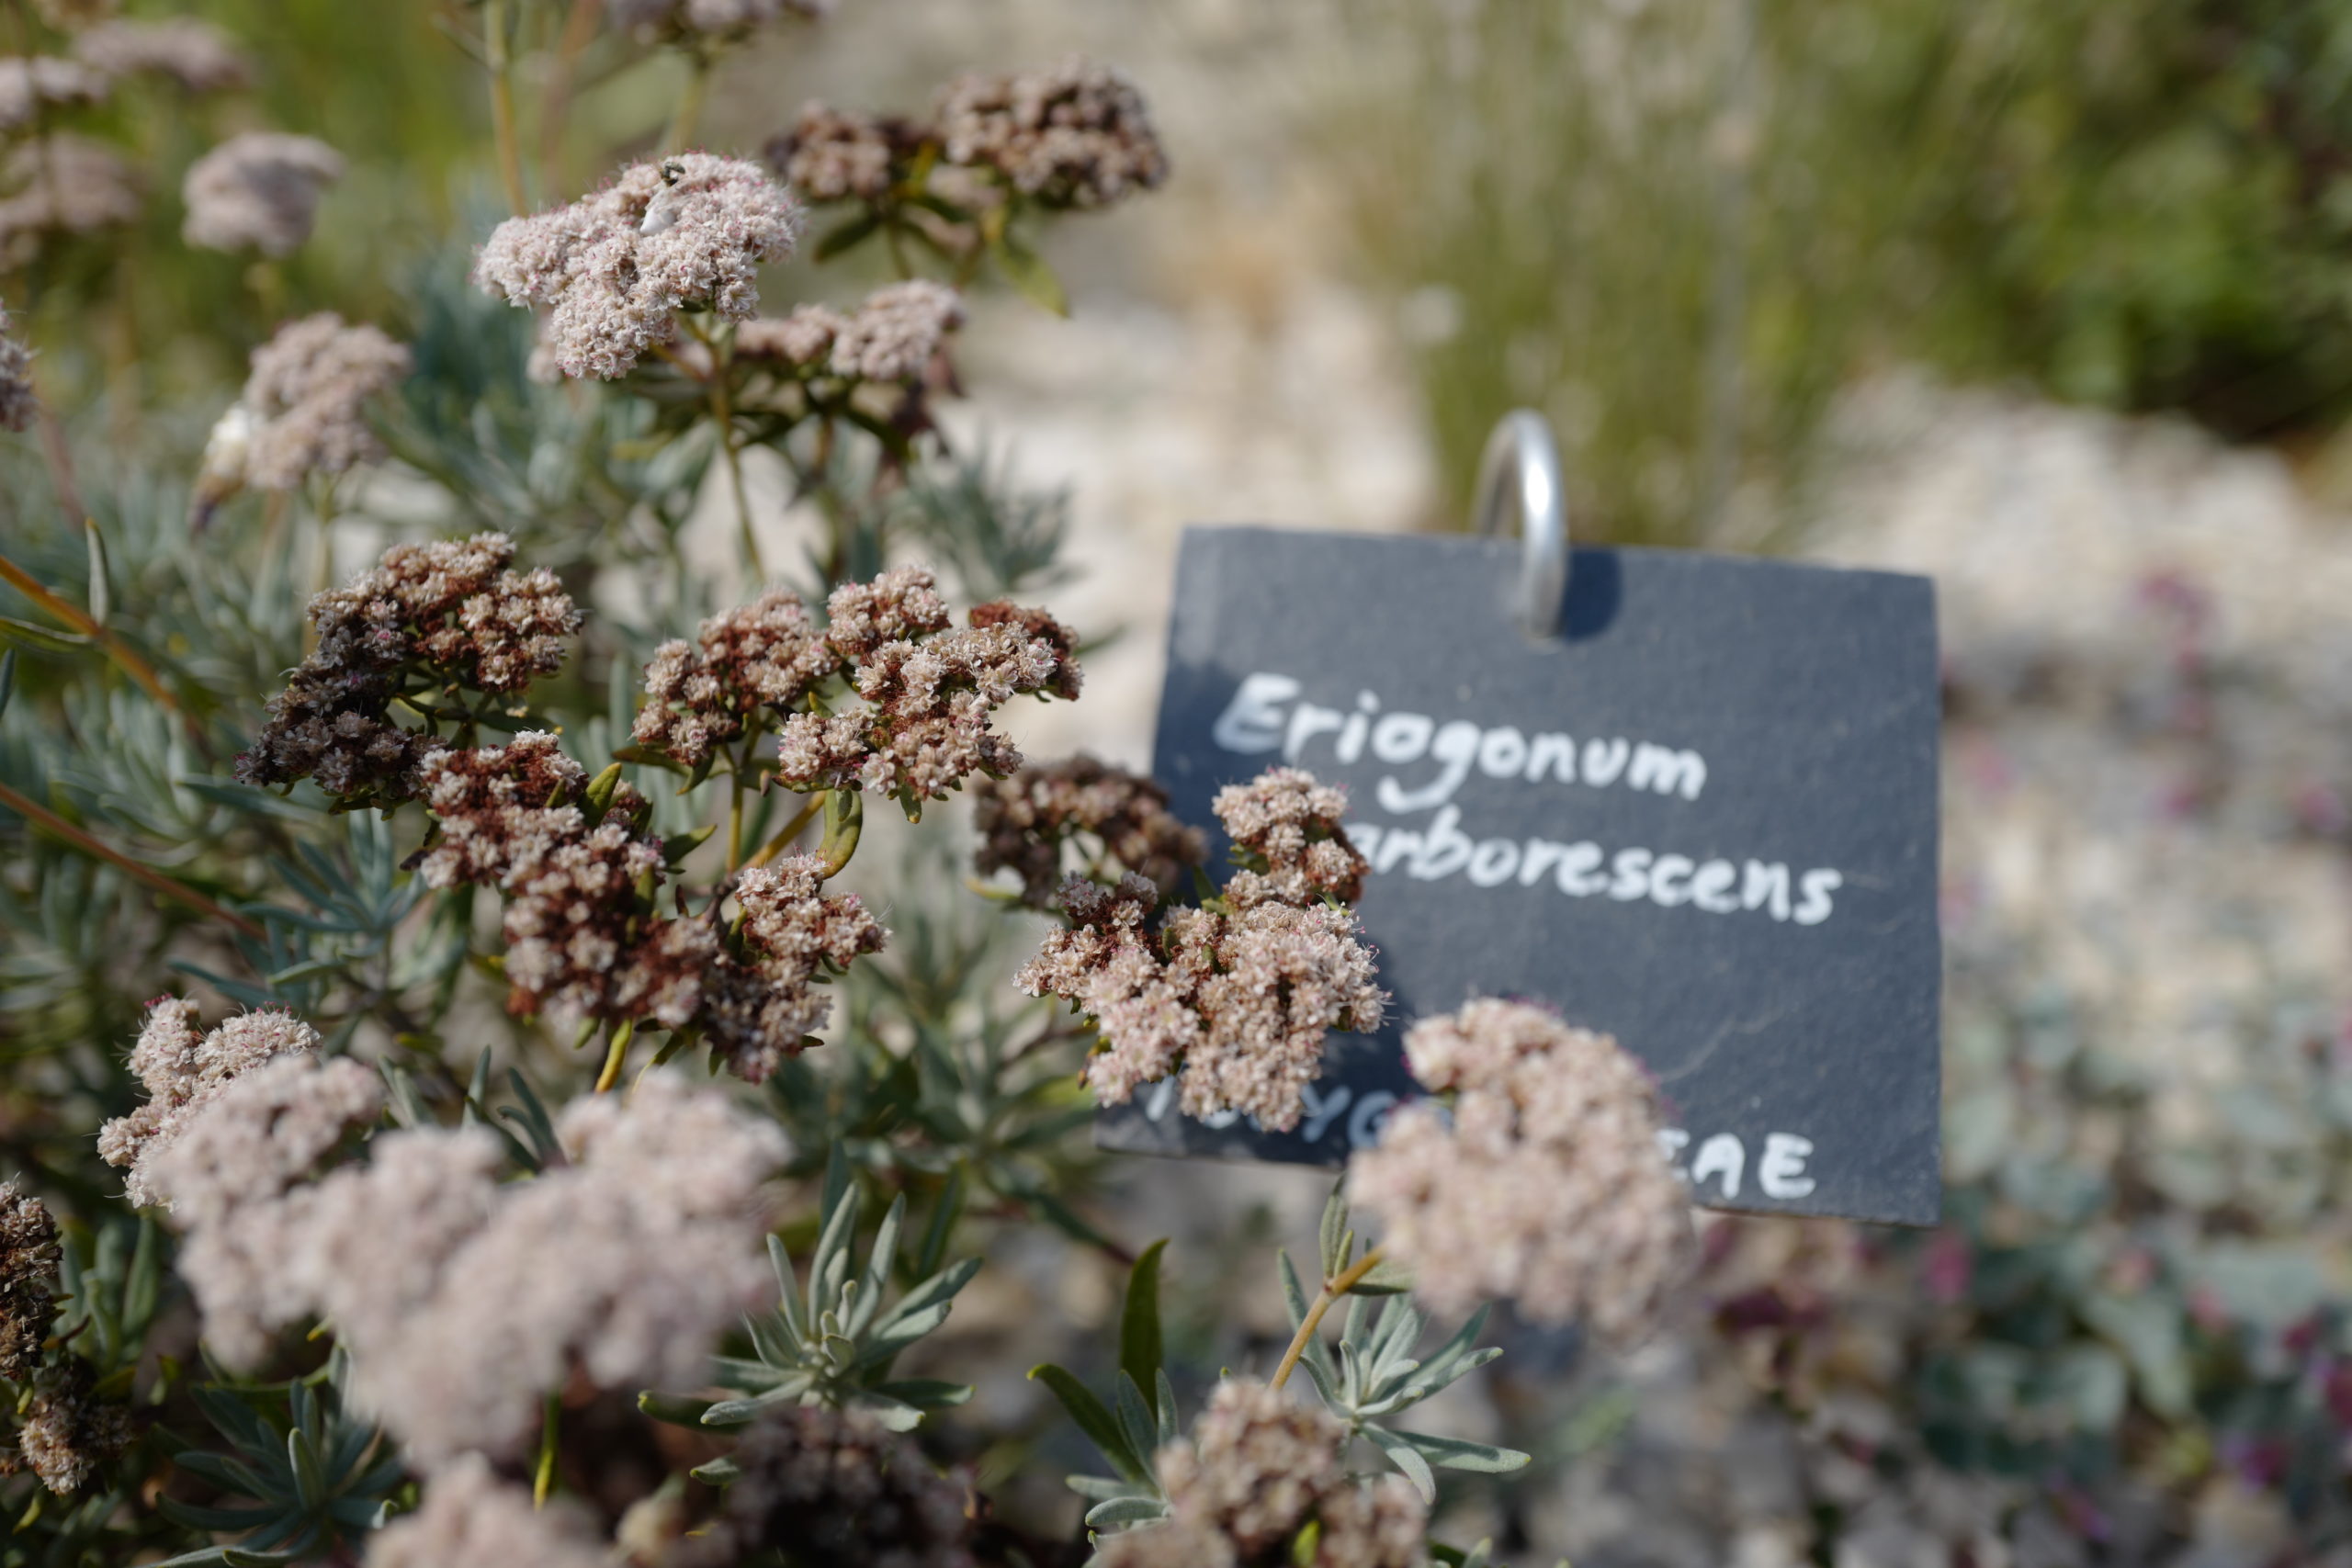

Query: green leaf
[1121,1239,1169,1416]
[813,210,884,262]
[1347,1256,1416,1297]
[85,521,109,626]
[691,1456,741,1486]
[913,1167,966,1280]
[0,647,16,723]
[1113,1371,1157,1474]
[870,1379,973,1410]
[1364,1425,1437,1503]
[1384,1428,1532,1474]
[1028,1363,1141,1482]
[637,1391,718,1427]
[1317,1185,1350,1280]
[991,231,1070,318]
[1084,1495,1172,1528]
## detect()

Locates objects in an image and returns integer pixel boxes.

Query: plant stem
[594,1019,634,1094]
[707,368,765,582]
[743,793,825,870]
[532,1390,560,1507]
[483,0,530,216]
[1269,1247,1386,1393]
[538,0,603,196]
[726,749,747,871]
[0,550,182,720]
[663,49,712,152]
[0,778,266,941]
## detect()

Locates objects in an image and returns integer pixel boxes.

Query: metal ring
[1472,409,1569,639]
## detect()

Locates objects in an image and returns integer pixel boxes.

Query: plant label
[1096,525,1943,1226]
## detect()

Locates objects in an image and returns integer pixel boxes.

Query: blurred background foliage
[1335,0,2352,547]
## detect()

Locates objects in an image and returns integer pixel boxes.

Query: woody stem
[744,793,824,871]
[483,0,529,216]
[663,50,712,153]
[1268,1247,1385,1393]
[0,779,265,941]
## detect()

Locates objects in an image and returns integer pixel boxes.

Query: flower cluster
[671,1405,975,1568]
[96,999,329,1209]
[1100,1380,1424,1568]
[180,130,343,256]
[0,1183,57,1382]
[368,1455,610,1568]
[1211,767,1366,907]
[0,56,107,133]
[766,102,919,204]
[72,18,253,93]
[772,567,1083,809]
[971,754,1207,907]
[473,153,801,379]
[1348,999,1695,1342]
[236,533,576,803]
[605,0,828,46]
[196,311,411,507]
[1019,767,1385,1134]
[0,299,35,434]
[737,280,965,385]
[769,57,1167,220]
[632,587,838,768]
[6,1359,130,1495]
[0,134,141,266]
[935,57,1170,210]
[700,856,887,1084]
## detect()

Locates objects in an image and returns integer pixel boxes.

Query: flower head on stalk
[1018,766,1385,1134]
[1348,998,1696,1343]
[181,131,343,257]
[473,153,801,380]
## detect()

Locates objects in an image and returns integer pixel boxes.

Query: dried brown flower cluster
[181,130,342,256]
[971,755,1206,907]
[236,532,575,802]
[605,0,828,45]
[670,1405,975,1568]
[0,1182,57,1382]
[473,153,802,379]
[0,56,107,132]
[1347,999,1696,1343]
[935,57,1169,210]
[197,312,410,508]
[413,734,882,1070]
[0,299,35,434]
[1099,1380,1424,1568]
[96,999,333,1209]
[632,587,838,768]
[6,1359,130,1495]
[368,1455,610,1568]
[73,18,253,93]
[1019,768,1385,1133]
[0,135,140,266]
[700,856,887,1083]
[773,566,1082,808]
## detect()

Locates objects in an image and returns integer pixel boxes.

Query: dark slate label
[1095,525,1942,1226]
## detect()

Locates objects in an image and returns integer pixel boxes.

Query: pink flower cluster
[1018,767,1385,1134]
[971,754,1207,908]
[1348,998,1696,1342]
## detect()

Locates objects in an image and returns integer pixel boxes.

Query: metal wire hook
[1472,409,1569,639]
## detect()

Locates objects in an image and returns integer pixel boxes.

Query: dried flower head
[669,1405,975,1568]
[935,56,1169,210]
[732,307,846,369]
[237,535,576,802]
[700,855,888,1083]
[0,135,140,266]
[1212,767,1367,907]
[1347,999,1696,1343]
[606,0,828,45]
[302,1076,785,1464]
[8,1359,130,1495]
[631,587,841,767]
[766,101,913,204]
[0,56,107,132]
[972,755,1207,907]
[473,154,801,379]
[0,1183,58,1382]
[0,299,36,434]
[367,1455,610,1568]
[1019,767,1384,1134]
[96,999,325,1209]
[73,18,253,93]
[181,131,342,256]
[773,570,1080,807]
[198,312,410,509]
